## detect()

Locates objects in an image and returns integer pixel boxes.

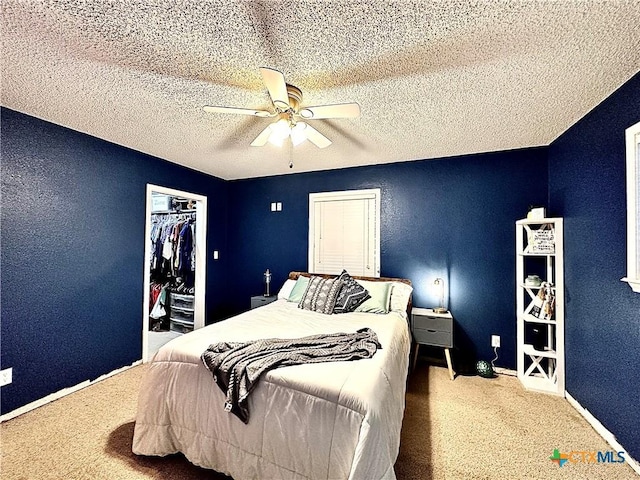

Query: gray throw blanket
[201,327,381,423]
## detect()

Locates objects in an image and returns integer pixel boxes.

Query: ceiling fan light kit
[204,67,360,151]
[290,122,307,146]
[267,119,291,147]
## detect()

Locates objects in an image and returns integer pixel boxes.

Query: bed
[132,271,413,480]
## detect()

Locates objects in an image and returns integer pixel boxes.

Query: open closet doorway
[142,184,207,362]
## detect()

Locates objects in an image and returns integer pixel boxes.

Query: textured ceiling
[2,1,639,180]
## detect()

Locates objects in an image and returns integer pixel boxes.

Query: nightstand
[251,295,277,309]
[411,307,455,380]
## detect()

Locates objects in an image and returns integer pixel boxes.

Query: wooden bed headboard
[288,271,413,317]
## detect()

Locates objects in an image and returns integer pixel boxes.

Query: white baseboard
[565,391,639,476]
[0,360,142,423]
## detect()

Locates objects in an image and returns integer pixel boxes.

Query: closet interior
[149,194,197,344]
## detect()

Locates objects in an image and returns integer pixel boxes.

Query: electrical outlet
[491,335,501,348]
[0,368,13,386]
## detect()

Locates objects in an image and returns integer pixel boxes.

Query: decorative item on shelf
[264,269,272,297]
[525,324,547,351]
[528,224,555,254]
[151,194,172,212]
[476,360,495,378]
[525,274,542,287]
[527,206,546,220]
[432,278,447,313]
[530,282,555,320]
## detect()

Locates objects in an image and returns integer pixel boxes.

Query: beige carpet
[1,362,637,479]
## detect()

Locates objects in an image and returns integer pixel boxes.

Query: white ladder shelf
[516,218,565,396]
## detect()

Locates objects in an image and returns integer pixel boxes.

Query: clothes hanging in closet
[150,282,163,312]
[150,213,196,290]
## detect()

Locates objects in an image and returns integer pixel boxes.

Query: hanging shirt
[178,220,193,276]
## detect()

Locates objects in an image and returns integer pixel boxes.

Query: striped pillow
[298,276,344,314]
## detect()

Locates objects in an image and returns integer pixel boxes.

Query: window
[309,189,380,277]
[623,121,640,293]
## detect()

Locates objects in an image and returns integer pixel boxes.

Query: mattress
[132,299,411,479]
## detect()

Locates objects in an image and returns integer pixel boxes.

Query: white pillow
[277,279,297,300]
[389,282,413,313]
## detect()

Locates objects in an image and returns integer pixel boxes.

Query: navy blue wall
[227,149,548,370]
[548,73,640,460]
[5,70,637,462]
[1,108,229,414]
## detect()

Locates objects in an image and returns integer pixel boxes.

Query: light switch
[270,202,276,212]
[213,250,219,260]
[276,202,282,211]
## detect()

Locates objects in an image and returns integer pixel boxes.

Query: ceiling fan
[203,67,360,148]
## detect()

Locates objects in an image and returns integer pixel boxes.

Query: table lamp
[433,278,447,313]
[264,269,272,296]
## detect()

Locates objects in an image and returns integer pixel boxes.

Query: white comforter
[132,300,411,480]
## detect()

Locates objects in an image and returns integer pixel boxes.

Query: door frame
[142,184,208,362]
[623,121,640,293]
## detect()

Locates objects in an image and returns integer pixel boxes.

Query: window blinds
[310,190,379,277]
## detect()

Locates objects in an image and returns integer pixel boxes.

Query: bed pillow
[354,280,392,314]
[287,276,310,303]
[389,281,413,314]
[333,270,371,314]
[298,275,344,314]
[277,279,297,300]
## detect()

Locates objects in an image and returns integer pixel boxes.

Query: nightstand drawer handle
[427,329,437,333]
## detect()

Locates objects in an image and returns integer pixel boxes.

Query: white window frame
[622,121,640,293]
[308,188,381,277]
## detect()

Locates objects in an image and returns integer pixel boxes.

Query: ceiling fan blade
[203,105,273,117]
[303,123,332,148]
[260,67,290,111]
[298,103,361,120]
[250,125,273,147]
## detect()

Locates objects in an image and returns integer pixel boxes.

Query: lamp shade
[268,119,291,146]
[290,122,307,146]
[433,278,446,313]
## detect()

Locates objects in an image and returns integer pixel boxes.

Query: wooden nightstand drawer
[412,314,452,333]
[413,327,452,348]
[411,307,454,348]
[411,307,455,380]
